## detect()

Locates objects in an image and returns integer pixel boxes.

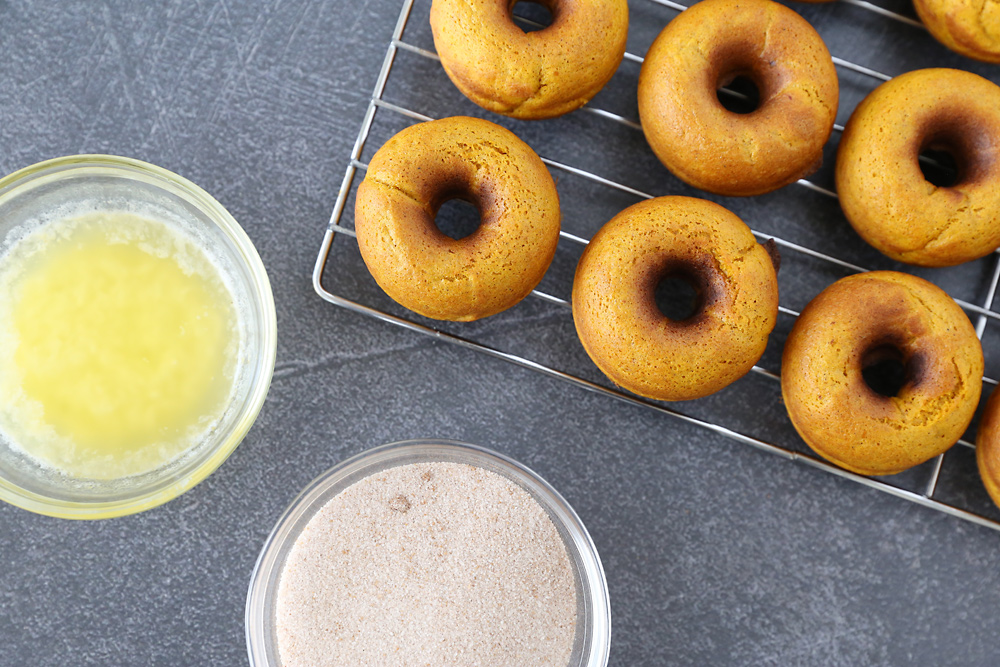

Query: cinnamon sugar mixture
[275,462,578,666]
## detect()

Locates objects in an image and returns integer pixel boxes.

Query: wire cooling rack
[313,0,1000,532]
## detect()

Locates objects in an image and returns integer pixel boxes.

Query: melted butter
[0,210,238,479]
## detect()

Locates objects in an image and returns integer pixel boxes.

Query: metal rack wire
[313,0,1000,532]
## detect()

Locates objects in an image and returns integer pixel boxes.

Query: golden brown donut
[976,388,1000,509]
[914,0,1000,63]
[637,0,838,197]
[836,68,1000,267]
[782,271,983,476]
[572,196,779,401]
[355,116,560,321]
[429,0,629,120]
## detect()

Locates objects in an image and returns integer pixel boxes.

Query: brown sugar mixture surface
[275,462,578,667]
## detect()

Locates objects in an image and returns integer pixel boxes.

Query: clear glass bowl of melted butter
[0,155,276,518]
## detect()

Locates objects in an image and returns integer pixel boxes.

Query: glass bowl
[246,439,611,667]
[0,154,277,519]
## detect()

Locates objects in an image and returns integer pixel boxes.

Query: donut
[354,116,560,321]
[781,271,983,476]
[637,0,838,197]
[572,196,779,402]
[429,0,629,120]
[914,0,1000,63]
[976,389,1000,509]
[836,68,1000,267]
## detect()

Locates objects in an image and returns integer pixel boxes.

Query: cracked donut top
[430,0,628,119]
[354,116,560,321]
[914,0,1000,63]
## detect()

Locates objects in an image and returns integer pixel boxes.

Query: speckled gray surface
[3,0,1000,665]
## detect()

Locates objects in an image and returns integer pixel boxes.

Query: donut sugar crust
[781,271,983,477]
[836,68,1000,267]
[914,0,1000,63]
[354,116,560,322]
[637,0,838,197]
[976,389,1000,509]
[572,196,779,402]
[429,0,629,120]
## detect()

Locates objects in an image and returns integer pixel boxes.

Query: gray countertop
[3,0,1000,665]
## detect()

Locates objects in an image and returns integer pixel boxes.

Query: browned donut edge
[637,0,838,196]
[781,272,982,476]
[572,197,779,402]
[977,389,1000,509]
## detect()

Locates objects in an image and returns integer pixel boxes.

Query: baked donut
[976,389,1000,509]
[355,116,560,321]
[572,196,779,401]
[914,0,1000,63]
[637,0,838,197]
[836,68,1000,267]
[782,271,983,476]
[429,0,628,120]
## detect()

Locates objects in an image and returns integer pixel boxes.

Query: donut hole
[654,273,702,322]
[918,146,961,188]
[510,1,554,32]
[861,345,909,398]
[915,119,985,187]
[434,197,481,240]
[717,74,761,115]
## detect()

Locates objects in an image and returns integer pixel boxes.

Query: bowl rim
[0,154,277,519]
[245,438,612,667]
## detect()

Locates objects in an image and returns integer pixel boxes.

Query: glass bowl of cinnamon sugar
[246,439,610,667]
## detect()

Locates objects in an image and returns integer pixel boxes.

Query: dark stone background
[2,0,999,664]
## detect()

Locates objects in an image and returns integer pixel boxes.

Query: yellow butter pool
[0,209,239,480]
